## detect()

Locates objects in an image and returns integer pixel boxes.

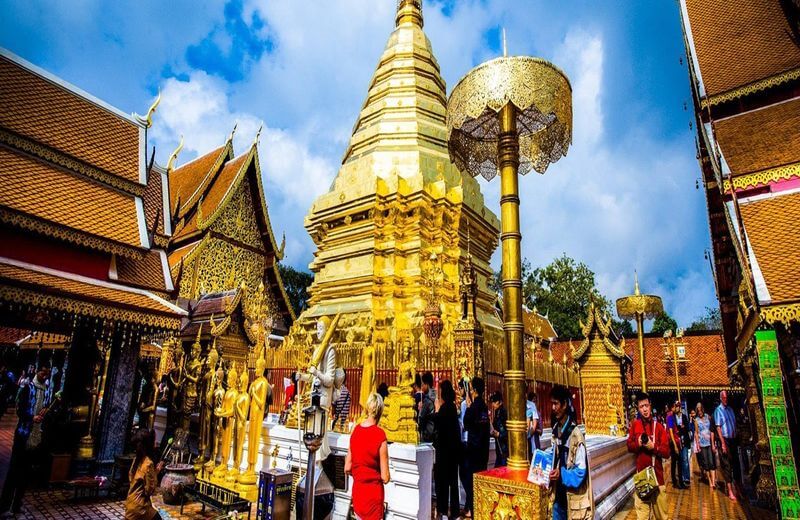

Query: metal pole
[303,445,316,520]
[673,341,681,404]
[637,314,647,393]
[498,103,527,471]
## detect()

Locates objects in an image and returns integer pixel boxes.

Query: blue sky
[0,0,715,327]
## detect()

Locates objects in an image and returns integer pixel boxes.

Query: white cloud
[148,1,713,326]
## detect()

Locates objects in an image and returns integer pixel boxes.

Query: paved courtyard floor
[0,411,778,519]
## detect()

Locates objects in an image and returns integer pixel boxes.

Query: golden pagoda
[273,0,501,400]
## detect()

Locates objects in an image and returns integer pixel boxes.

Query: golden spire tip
[502,28,507,57]
[634,270,640,295]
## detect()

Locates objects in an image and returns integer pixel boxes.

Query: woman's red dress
[349,423,387,520]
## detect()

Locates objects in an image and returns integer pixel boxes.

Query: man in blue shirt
[714,390,739,501]
[527,390,541,458]
[548,385,592,520]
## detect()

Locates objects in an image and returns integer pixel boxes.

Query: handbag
[633,420,660,502]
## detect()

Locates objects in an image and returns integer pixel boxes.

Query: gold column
[637,314,646,392]
[447,54,573,494]
[498,103,527,471]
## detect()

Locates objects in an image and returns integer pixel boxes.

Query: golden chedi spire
[297,0,500,364]
[395,0,423,28]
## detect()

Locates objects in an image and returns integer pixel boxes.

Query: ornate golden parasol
[446,52,572,471]
[616,273,663,393]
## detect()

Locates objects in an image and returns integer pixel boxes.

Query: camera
[640,433,649,445]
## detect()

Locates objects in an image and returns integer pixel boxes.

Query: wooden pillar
[97,327,141,463]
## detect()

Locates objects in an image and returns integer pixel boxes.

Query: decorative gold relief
[722,162,800,192]
[761,303,800,325]
[701,66,800,108]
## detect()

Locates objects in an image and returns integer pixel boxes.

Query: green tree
[650,310,678,335]
[522,254,610,339]
[613,318,635,337]
[686,306,722,331]
[277,263,314,316]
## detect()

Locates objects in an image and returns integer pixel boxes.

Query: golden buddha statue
[240,356,269,485]
[204,365,226,475]
[181,337,203,430]
[383,340,419,444]
[198,347,219,466]
[212,366,238,482]
[228,368,250,483]
[359,331,377,412]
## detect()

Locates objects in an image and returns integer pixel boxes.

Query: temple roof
[115,250,173,296]
[169,143,231,219]
[715,97,800,176]
[683,0,800,100]
[740,190,800,305]
[0,147,143,255]
[522,306,557,340]
[0,51,144,186]
[0,257,185,329]
[552,330,734,390]
[623,331,732,390]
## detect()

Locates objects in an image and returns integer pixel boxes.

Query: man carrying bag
[627,392,670,520]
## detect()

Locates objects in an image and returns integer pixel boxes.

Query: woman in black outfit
[433,380,462,520]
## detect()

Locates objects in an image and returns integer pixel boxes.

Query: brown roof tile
[686,0,800,97]
[551,332,731,389]
[116,250,168,293]
[143,165,166,237]
[0,54,142,184]
[740,191,800,303]
[172,151,249,240]
[0,258,183,320]
[0,326,29,345]
[169,145,228,218]
[715,98,800,175]
[0,147,142,249]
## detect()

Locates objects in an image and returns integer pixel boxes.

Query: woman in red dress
[345,392,390,519]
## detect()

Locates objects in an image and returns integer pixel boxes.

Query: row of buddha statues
[144,312,430,498]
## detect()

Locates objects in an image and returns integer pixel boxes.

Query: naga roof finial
[166,135,184,172]
[228,122,238,143]
[134,90,161,128]
[253,123,263,146]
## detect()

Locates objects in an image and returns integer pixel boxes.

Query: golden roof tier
[299,0,501,352]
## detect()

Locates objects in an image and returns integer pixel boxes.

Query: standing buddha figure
[229,368,250,483]
[181,337,203,430]
[212,366,238,481]
[359,331,377,411]
[204,365,226,474]
[198,347,219,465]
[240,356,270,485]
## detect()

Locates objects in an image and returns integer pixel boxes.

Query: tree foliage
[277,263,314,316]
[649,311,678,335]
[686,306,722,331]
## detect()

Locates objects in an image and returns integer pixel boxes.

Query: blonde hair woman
[345,393,390,520]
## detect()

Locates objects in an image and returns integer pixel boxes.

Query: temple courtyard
[0,411,775,520]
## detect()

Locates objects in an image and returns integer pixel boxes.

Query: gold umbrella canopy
[615,278,664,319]
[446,56,573,180]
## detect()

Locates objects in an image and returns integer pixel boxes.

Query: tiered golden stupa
[271,0,502,411]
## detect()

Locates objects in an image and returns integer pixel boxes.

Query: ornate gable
[573,302,625,361]
[209,174,263,251]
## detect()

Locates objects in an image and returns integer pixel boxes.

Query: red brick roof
[551,331,731,389]
[0,53,142,184]
[685,0,800,97]
[169,145,229,218]
[115,250,170,295]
